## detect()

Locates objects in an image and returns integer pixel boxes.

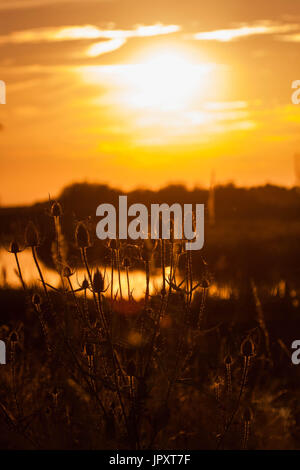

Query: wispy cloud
[85,24,181,56]
[193,21,298,42]
[0,24,181,45]
[0,23,181,56]
[277,33,300,42]
[0,0,113,11]
[0,23,181,58]
[86,38,127,57]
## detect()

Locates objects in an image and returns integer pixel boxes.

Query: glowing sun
[122,50,207,111]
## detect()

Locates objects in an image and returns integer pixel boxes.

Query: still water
[0,248,231,300]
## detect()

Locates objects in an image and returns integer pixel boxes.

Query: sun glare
[80,49,213,113]
[122,51,207,111]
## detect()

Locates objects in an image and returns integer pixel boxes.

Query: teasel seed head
[32,292,42,307]
[224,354,233,365]
[84,342,94,357]
[241,337,255,358]
[201,279,210,289]
[62,265,73,278]
[75,222,90,249]
[10,240,20,253]
[25,221,39,247]
[92,268,105,293]
[81,277,89,290]
[9,331,19,348]
[50,201,62,217]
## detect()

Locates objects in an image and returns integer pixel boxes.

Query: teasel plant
[32,292,51,353]
[123,257,132,300]
[9,330,18,412]
[25,221,50,303]
[62,265,84,324]
[75,221,98,311]
[217,336,256,448]
[224,353,233,397]
[50,200,67,289]
[8,240,26,291]
[140,238,156,307]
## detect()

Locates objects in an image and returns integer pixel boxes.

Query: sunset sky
[1,0,300,205]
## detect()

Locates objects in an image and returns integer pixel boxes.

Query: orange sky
[0,0,300,205]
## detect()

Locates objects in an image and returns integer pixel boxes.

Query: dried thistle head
[84,342,94,358]
[92,268,105,293]
[32,293,42,307]
[9,331,19,347]
[241,337,255,358]
[9,241,21,254]
[224,354,233,366]
[81,277,89,290]
[25,221,39,247]
[62,265,73,278]
[50,201,62,217]
[75,222,90,249]
[201,278,210,289]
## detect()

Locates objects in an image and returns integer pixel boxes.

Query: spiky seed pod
[92,269,104,293]
[224,354,232,365]
[50,201,62,217]
[126,359,136,377]
[75,222,90,249]
[10,241,20,253]
[32,293,42,307]
[9,331,19,349]
[81,278,89,290]
[85,342,94,357]
[241,337,255,358]
[201,279,210,289]
[25,221,39,247]
[62,265,73,278]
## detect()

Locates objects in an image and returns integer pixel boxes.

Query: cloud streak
[0,24,180,44]
[277,33,300,42]
[193,21,298,42]
[0,23,181,57]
